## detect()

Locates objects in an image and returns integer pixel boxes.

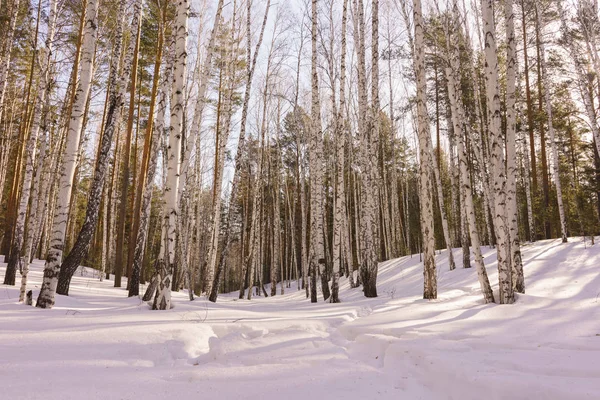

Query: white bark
[413,0,437,299]
[331,0,349,303]
[36,0,98,308]
[447,67,494,303]
[19,134,47,301]
[444,0,494,302]
[154,0,189,310]
[505,0,524,293]
[307,0,326,302]
[8,0,56,290]
[481,0,513,303]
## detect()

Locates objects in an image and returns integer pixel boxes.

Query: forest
[1,0,600,312]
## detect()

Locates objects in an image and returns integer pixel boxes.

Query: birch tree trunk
[36,0,99,308]
[505,0,525,293]
[331,0,349,304]
[56,0,145,296]
[308,0,327,302]
[447,66,494,303]
[358,0,380,297]
[5,4,56,286]
[439,0,493,302]
[154,0,189,310]
[481,0,513,304]
[16,0,57,298]
[18,134,45,300]
[23,133,47,264]
[534,1,567,244]
[413,0,436,299]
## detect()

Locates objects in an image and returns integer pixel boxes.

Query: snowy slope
[1,238,599,400]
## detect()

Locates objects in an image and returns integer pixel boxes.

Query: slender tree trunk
[505,0,525,293]
[209,0,271,302]
[127,1,175,281]
[56,0,145,295]
[17,0,57,299]
[129,8,169,297]
[331,0,349,304]
[36,0,99,308]
[153,0,188,310]
[114,0,144,288]
[521,0,537,195]
[205,6,239,297]
[3,0,42,283]
[535,1,567,243]
[413,0,436,299]
[444,1,494,302]
[432,148,455,270]
[308,0,328,302]
[482,0,513,304]
[534,5,551,239]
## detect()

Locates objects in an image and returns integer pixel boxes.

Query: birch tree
[481,0,513,304]
[413,0,436,299]
[331,0,349,304]
[4,0,56,288]
[308,0,328,302]
[14,0,57,298]
[56,0,146,296]
[445,0,494,303]
[36,0,99,308]
[505,0,524,293]
[154,0,189,310]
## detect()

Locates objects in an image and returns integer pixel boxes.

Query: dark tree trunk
[56,95,120,295]
[320,263,331,301]
[142,273,158,301]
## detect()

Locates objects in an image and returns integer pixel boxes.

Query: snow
[1,237,599,399]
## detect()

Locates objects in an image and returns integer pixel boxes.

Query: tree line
[1,0,599,309]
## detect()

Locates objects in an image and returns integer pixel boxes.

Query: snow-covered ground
[1,237,599,399]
